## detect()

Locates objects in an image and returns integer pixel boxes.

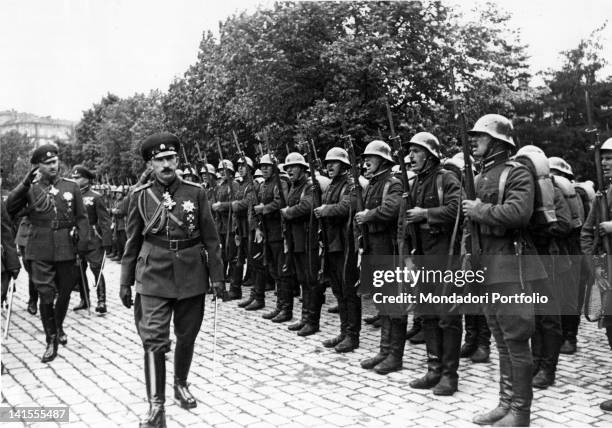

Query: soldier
[6,144,89,362]
[235,156,266,311]
[281,152,323,336]
[315,147,361,351]
[119,132,225,427]
[1,199,20,305]
[70,165,112,313]
[515,146,571,390]
[200,164,217,205]
[463,115,547,426]
[404,132,462,395]
[211,160,241,299]
[110,187,128,262]
[356,140,404,374]
[254,154,292,323]
[580,137,612,413]
[15,216,37,315]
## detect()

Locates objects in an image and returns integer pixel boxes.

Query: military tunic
[1,200,20,301]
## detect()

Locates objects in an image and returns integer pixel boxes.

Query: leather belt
[30,219,75,230]
[145,235,201,251]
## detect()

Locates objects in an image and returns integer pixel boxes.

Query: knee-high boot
[361,315,391,369]
[140,351,166,428]
[174,343,196,409]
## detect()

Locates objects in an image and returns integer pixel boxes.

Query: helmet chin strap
[414,156,439,175]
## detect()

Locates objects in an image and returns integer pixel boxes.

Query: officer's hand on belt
[462,198,482,218]
[406,207,427,223]
[354,210,368,225]
[22,167,39,187]
[212,202,221,212]
[280,207,288,218]
[212,281,227,301]
[598,221,612,236]
[231,201,239,211]
[119,284,133,308]
[10,269,19,280]
[254,203,264,215]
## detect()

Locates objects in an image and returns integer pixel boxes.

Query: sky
[1,0,611,122]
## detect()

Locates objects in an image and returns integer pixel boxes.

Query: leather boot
[27,300,38,315]
[601,399,612,412]
[271,287,292,323]
[361,315,391,369]
[559,339,576,354]
[174,344,196,409]
[460,343,476,358]
[262,281,281,319]
[227,287,242,301]
[140,351,166,428]
[374,317,407,375]
[410,323,442,389]
[298,287,323,337]
[461,314,478,357]
[73,277,89,311]
[345,291,361,348]
[493,365,532,427]
[364,314,380,325]
[335,335,359,353]
[324,297,348,347]
[27,279,38,315]
[57,326,68,346]
[471,345,490,363]
[433,326,461,396]
[238,294,255,308]
[533,330,561,389]
[473,357,512,425]
[406,315,423,340]
[289,286,308,331]
[40,303,58,363]
[95,277,107,314]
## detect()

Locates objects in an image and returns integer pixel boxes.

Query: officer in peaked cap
[120,132,225,427]
[6,143,90,363]
[71,165,112,314]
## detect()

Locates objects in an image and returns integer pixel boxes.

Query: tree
[1,130,33,190]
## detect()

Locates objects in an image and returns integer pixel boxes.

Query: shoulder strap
[382,181,391,204]
[144,188,185,228]
[497,165,515,205]
[436,172,444,204]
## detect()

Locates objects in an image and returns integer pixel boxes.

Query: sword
[212,295,218,380]
[3,279,15,339]
[76,255,92,316]
[94,250,107,289]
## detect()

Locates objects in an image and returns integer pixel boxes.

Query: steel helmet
[258,154,277,166]
[601,137,612,152]
[203,163,217,175]
[516,145,544,157]
[324,147,351,167]
[183,167,198,177]
[283,152,309,170]
[468,114,515,147]
[217,159,235,172]
[254,169,263,178]
[236,156,255,170]
[548,157,573,177]
[409,132,441,159]
[363,140,394,163]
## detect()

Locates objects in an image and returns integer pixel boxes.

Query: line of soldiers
[2,113,612,427]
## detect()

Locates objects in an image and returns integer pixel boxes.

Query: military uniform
[319,169,361,352]
[468,149,546,426]
[15,216,37,314]
[120,132,225,427]
[214,173,241,296]
[283,171,322,336]
[6,144,89,363]
[258,170,292,322]
[75,181,112,312]
[111,192,128,261]
[358,163,404,374]
[1,200,20,303]
[408,163,462,396]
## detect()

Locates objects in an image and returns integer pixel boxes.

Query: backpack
[552,175,584,229]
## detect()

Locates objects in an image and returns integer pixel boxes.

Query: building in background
[0,110,75,147]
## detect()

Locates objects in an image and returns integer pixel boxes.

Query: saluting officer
[120,133,225,428]
[405,132,462,396]
[580,137,612,413]
[463,115,547,426]
[315,147,361,352]
[71,165,112,313]
[6,144,89,362]
[356,140,404,375]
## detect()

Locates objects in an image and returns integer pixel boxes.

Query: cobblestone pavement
[2,259,612,427]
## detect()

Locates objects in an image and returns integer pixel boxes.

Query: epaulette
[62,177,78,184]
[132,181,153,193]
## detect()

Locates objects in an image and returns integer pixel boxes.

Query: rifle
[256,141,268,266]
[194,141,205,175]
[299,139,327,282]
[450,65,481,267]
[181,144,198,181]
[385,99,421,257]
[341,126,369,261]
[232,130,254,264]
[216,139,234,268]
